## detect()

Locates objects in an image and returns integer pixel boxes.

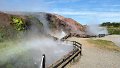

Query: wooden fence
[48,41,82,68]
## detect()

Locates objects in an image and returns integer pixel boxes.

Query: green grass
[107,27,120,35]
[87,39,120,52]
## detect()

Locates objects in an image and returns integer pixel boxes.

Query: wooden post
[40,54,46,68]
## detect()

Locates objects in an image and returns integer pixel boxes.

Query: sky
[0,0,120,24]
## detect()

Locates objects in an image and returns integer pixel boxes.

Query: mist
[85,24,108,36]
[0,13,73,68]
[33,13,51,34]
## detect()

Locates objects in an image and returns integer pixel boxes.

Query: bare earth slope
[68,37,120,68]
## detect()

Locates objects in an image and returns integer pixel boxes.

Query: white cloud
[52,11,120,17]
[0,0,51,12]
[51,11,120,24]
[52,11,96,15]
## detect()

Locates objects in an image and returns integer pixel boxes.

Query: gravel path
[67,37,120,68]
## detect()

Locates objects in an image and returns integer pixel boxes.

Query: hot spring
[0,37,73,68]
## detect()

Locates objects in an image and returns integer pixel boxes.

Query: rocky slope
[47,14,84,33]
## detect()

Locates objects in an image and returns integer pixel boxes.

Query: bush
[101,22,120,27]
[11,16,25,31]
[0,32,4,42]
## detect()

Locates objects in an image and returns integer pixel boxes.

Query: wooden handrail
[48,40,82,68]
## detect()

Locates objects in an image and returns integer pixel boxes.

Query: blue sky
[0,0,120,24]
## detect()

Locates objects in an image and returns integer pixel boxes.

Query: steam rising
[34,13,51,34]
[0,13,73,68]
[51,30,66,39]
[86,24,108,36]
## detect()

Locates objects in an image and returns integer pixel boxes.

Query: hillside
[0,11,85,41]
[49,14,85,32]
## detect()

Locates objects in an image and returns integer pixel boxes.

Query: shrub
[11,16,25,31]
[0,32,4,42]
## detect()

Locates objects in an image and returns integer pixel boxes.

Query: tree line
[101,22,120,27]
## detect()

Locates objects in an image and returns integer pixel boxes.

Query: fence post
[40,54,46,68]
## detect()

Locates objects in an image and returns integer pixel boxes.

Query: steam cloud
[85,24,108,36]
[0,13,73,68]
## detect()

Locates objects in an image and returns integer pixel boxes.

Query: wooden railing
[48,41,82,68]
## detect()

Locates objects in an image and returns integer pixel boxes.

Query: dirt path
[67,37,120,68]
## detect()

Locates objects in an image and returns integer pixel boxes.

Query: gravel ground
[67,37,120,68]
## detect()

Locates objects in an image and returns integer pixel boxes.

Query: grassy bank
[107,27,120,35]
[87,39,120,52]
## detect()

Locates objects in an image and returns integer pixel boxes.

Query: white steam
[86,24,108,36]
[34,13,51,34]
[23,37,73,66]
[51,30,66,39]
[0,13,73,68]
[0,36,73,67]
